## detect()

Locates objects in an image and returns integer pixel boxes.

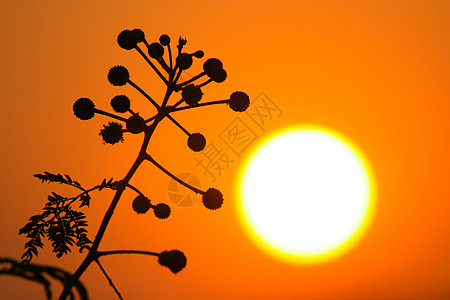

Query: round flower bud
[126,115,146,134]
[132,29,145,43]
[203,58,223,77]
[73,98,95,120]
[176,53,193,70]
[202,188,223,210]
[187,133,206,152]
[132,195,151,214]
[158,250,187,274]
[182,84,203,106]
[117,30,137,50]
[192,50,204,58]
[110,95,130,113]
[108,66,129,86]
[148,42,164,59]
[210,68,227,83]
[154,203,171,219]
[99,122,123,144]
[229,91,250,112]
[159,34,170,46]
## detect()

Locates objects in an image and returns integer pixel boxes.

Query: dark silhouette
[16,28,250,299]
[0,258,88,300]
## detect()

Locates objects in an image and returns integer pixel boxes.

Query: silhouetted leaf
[34,172,86,191]
[20,178,94,262]
[64,174,73,184]
[79,194,91,208]
[98,177,117,191]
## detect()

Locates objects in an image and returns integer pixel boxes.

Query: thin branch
[168,44,173,70]
[94,259,123,300]
[127,79,161,110]
[126,184,145,197]
[173,68,182,86]
[144,102,174,123]
[197,78,213,88]
[166,114,191,136]
[173,99,184,109]
[94,109,128,122]
[144,98,226,123]
[97,250,159,257]
[145,153,204,195]
[176,71,206,88]
[171,99,230,112]
[135,45,168,85]
[144,114,158,123]
[156,57,171,73]
[127,108,137,116]
[65,185,104,207]
[160,81,175,108]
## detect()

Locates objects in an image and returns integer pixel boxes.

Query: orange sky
[1,1,449,299]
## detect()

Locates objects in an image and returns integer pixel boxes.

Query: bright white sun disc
[239,128,374,263]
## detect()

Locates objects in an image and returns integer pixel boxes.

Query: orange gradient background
[1,1,449,299]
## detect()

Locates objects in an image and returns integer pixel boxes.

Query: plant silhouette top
[19,28,250,300]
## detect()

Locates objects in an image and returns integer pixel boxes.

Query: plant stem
[127,79,161,110]
[95,259,123,300]
[59,123,159,299]
[144,98,227,123]
[168,44,173,70]
[156,57,171,73]
[97,250,159,257]
[171,99,230,112]
[144,153,204,195]
[197,78,213,88]
[135,44,168,85]
[166,115,190,136]
[94,109,128,122]
[176,71,206,88]
[125,184,145,197]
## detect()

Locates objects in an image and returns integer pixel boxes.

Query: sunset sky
[1,1,450,299]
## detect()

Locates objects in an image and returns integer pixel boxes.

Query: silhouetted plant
[18,28,249,299]
[0,258,88,300]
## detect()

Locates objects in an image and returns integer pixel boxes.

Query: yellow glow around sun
[237,126,376,264]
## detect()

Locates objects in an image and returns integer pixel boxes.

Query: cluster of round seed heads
[132,195,151,214]
[73,98,95,120]
[182,85,203,106]
[203,58,227,83]
[70,29,253,278]
[158,250,187,274]
[154,203,171,219]
[108,66,129,86]
[229,91,250,112]
[202,188,223,210]
[99,122,124,144]
[188,133,206,152]
[111,95,131,113]
[117,29,145,50]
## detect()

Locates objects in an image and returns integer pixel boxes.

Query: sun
[238,126,376,264]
